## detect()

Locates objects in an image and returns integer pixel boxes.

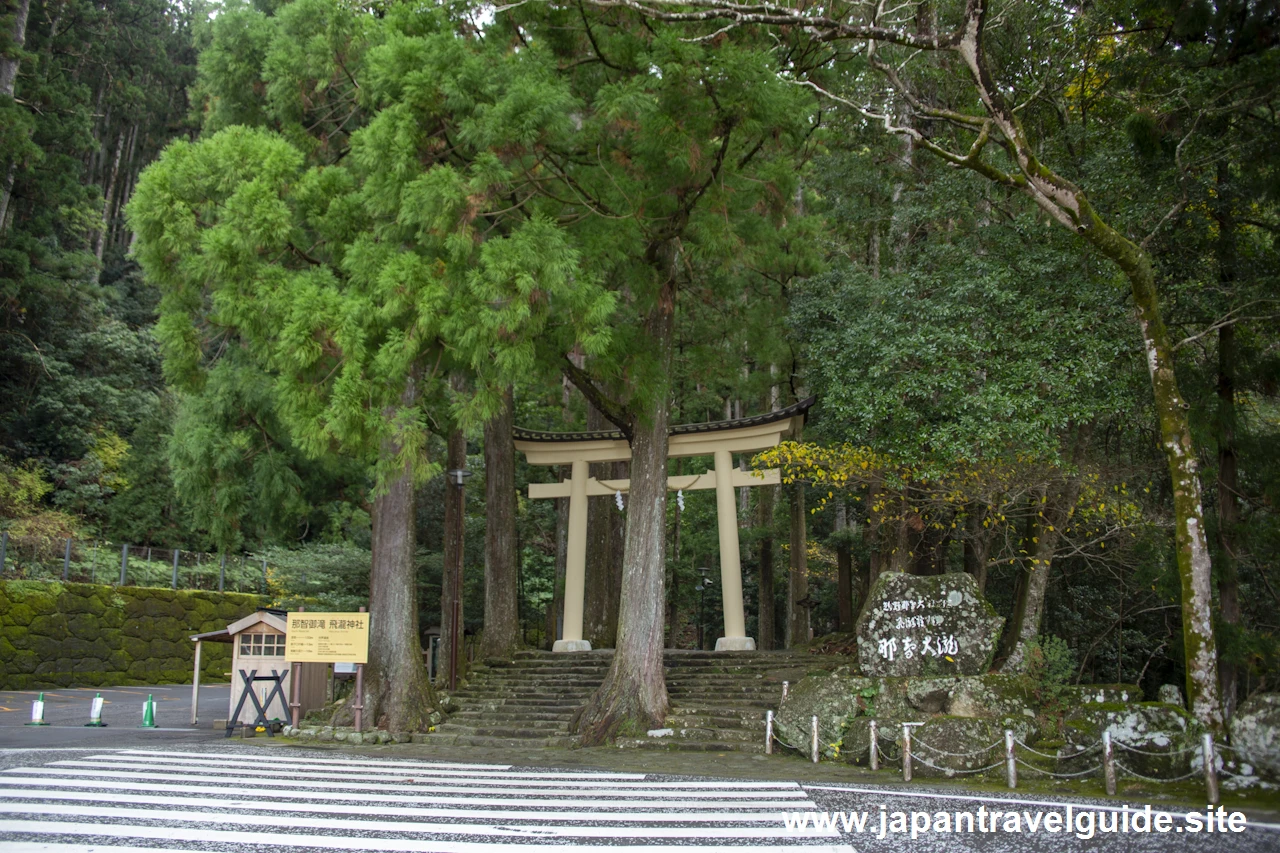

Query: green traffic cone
[139,694,157,728]
[25,692,49,726]
[84,692,107,727]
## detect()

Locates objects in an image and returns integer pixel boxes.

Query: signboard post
[286,610,370,730]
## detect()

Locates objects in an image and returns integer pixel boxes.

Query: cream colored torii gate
[515,398,813,653]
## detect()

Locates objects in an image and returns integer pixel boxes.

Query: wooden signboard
[285,612,369,663]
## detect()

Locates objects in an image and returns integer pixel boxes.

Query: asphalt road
[0,742,1274,851]
[0,683,233,749]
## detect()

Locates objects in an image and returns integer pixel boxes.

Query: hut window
[239,634,285,656]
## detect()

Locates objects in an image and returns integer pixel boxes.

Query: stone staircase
[417,650,612,748]
[622,650,839,753]
[418,648,850,752]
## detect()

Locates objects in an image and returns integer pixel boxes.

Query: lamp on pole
[695,567,714,651]
[445,467,473,691]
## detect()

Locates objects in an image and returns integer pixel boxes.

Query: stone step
[454,695,593,707]
[449,715,572,730]
[665,713,767,731]
[414,732,580,749]
[483,666,614,671]
[660,726,760,743]
[667,705,764,719]
[434,723,573,738]
[465,676,604,686]
[665,686,773,691]
[458,699,585,711]
[454,687,596,699]
[666,699,778,712]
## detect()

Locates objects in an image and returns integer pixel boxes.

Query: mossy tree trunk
[756,482,776,650]
[481,387,519,660]
[585,403,620,649]
[437,425,467,686]
[574,276,675,744]
[361,382,437,731]
[786,480,809,647]
[1213,163,1242,722]
[835,504,855,632]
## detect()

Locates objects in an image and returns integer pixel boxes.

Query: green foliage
[0,454,53,517]
[263,542,371,612]
[1024,635,1078,707]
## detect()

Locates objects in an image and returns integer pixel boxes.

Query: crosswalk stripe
[69,754,798,788]
[0,804,835,839]
[0,790,804,822]
[0,749,852,850]
[0,824,855,853]
[112,748,511,771]
[0,772,807,802]
[52,757,647,782]
[0,782,812,811]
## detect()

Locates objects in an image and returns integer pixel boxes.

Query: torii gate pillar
[556,460,592,653]
[713,448,752,651]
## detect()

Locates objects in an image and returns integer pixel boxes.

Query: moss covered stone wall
[0,580,265,689]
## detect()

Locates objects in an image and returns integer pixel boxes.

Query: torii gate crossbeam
[515,397,814,652]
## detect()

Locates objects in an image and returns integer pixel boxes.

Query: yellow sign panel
[285,612,369,663]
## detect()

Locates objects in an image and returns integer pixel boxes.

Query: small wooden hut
[189,608,326,727]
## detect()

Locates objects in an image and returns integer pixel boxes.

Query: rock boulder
[856,572,1003,677]
[1230,693,1280,780]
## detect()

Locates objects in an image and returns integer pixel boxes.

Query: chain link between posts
[766,701,1234,801]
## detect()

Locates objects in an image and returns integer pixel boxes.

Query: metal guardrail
[0,531,269,593]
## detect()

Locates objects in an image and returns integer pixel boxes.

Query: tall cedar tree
[130,2,612,730]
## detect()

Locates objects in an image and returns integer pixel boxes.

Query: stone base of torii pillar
[714,637,757,651]
[552,639,593,652]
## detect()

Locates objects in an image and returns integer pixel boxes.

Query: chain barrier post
[811,715,819,764]
[765,710,773,755]
[1102,731,1116,796]
[869,719,879,771]
[782,680,789,701]
[902,723,913,782]
[1203,733,1219,806]
[1005,729,1017,789]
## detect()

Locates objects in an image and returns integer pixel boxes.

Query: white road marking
[51,757,645,782]
[0,789,810,821]
[0,803,833,838]
[112,748,513,771]
[0,787,813,816]
[83,753,798,786]
[0,771,806,801]
[0,749,850,850]
[0,825,855,853]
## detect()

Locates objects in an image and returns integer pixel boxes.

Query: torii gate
[515,397,814,652]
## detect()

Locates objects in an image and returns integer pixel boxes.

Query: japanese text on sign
[285,612,369,663]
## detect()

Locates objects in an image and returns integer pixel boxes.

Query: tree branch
[561,356,633,441]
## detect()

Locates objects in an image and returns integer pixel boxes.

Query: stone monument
[855,571,1003,677]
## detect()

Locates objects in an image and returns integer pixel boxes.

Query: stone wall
[0,580,264,689]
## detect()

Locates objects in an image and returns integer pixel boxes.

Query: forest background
[1,0,1277,731]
